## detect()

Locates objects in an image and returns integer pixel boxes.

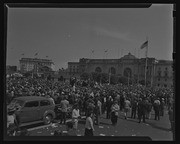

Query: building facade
[6,65,17,73]
[154,60,173,88]
[19,58,54,74]
[67,53,173,88]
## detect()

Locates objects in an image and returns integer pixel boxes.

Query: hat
[7,106,16,113]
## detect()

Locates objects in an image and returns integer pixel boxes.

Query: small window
[164,84,167,87]
[158,71,161,76]
[165,67,168,70]
[24,101,39,107]
[40,100,50,106]
[158,84,160,87]
[164,72,168,77]
[158,78,160,81]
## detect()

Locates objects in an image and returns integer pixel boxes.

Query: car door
[39,100,51,119]
[19,101,40,123]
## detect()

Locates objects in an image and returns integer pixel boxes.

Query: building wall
[67,54,173,88]
[154,61,173,88]
[19,58,53,73]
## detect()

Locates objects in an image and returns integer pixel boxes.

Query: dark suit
[106,100,113,119]
[138,100,146,123]
[131,101,138,119]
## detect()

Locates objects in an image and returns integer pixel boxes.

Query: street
[24,108,173,140]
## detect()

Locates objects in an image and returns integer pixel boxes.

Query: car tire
[44,114,53,125]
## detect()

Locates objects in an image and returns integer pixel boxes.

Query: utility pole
[144,37,148,88]
[109,68,111,85]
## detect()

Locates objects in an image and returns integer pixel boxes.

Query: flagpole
[151,61,154,87]
[137,48,140,85]
[122,48,124,77]
[145,37,148,88]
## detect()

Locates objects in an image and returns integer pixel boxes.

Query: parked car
[7,96,56,126]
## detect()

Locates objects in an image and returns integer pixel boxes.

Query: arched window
[123,68,132,78]
[95,67,102,73]
[109,67,116,75]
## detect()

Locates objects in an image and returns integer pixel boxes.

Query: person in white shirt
[111,100,120,126]
[97,99,102,116]
[124,98,131,119]
[72,84,76,92]
[46,95,55,105]
[72,104,80,131]
[7,107,18,136]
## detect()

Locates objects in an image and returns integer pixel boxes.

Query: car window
[24,101,39,108]
[40,100,50,106]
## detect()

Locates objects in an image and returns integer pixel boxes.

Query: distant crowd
[6,76,174,136]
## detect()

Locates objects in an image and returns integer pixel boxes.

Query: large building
[6,65,17,75]
[19,58,54,74]
[154,60,173,88]
[67,53,173,88]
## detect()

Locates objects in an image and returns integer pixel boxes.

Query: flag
[140,40,148,49]
[104,49,108,53]
[21,53,24,56]
[91,50,94,53]
[46,56,48,58]
[34,53,38,56]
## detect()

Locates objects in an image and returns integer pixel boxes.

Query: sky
[6,4,173,70]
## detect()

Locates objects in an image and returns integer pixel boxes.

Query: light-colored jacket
[111,104,120,116]
[72,109,80,122]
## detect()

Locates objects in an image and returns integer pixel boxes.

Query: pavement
[17,108,173,140]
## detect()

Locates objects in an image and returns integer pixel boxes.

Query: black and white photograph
[5,3,175,141]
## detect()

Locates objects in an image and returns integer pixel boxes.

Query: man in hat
[160,98,165,116]
[72,103,80,131]
[168,102,174,138]
[131,98,138,119]
[111,100,120,126]
[138,97,146,123]
[7,106,19,136]
[153,98,161,120]
[59,96,69,124]
[124,98,131,119]
[106,96,113,119]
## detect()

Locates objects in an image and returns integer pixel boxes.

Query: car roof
[14,96,49,102]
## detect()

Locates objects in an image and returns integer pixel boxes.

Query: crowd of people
[6,76,174,136]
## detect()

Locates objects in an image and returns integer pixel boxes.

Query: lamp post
[109,71,111,85]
